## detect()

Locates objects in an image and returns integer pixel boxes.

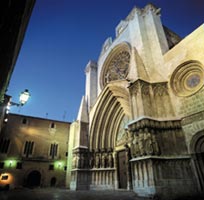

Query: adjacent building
[0,114,70,188]
[1,3,204,200]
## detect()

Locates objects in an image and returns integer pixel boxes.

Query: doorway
[191,132,204,191]
[26,170,41,188]
[195,136,204,190]
[117,150,127,189]
[50,177,56,187]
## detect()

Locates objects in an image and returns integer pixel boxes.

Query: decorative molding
[170,60,204,97]
[128,117,181,132]
[181,110,204,126]
[130,155,191,162]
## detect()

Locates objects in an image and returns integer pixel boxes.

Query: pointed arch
[89,81,131,151]
[190,131,204,191]
[100,42,131,90]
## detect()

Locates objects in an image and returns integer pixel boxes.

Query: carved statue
[134,134,140,157]
[144,130,154,155]
[101,153,106,168]
[107,153,113,168]
[89,153,94,168]
[152,133,160,155]
[95,153,100,168]
[138,130,145,156]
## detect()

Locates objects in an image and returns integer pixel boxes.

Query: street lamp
[10,89,31,106]
[3,89,31,123]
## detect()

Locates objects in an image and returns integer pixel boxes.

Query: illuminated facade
[1,3,204,199]
[0,114,70,189]
[66,4,204,199]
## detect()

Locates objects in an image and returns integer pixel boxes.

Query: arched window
[50,122,56,129]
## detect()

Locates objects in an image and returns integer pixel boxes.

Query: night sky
[7,0,204,122]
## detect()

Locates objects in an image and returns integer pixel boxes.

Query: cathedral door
[117,150,127,189]
[192,133,204,191]
[196,146,204,190]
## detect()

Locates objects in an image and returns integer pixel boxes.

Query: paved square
[0,188,147,200]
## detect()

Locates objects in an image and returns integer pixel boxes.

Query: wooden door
[117,150,127,189]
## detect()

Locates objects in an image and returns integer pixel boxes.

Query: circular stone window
[104,51,130,83]
[101,44,130,88]
[170,61,204,97]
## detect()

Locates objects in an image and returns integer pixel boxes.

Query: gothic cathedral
[66,3,204,199]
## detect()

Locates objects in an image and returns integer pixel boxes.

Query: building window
[0,162,4,169]
[50,122,56,129]
[22,118,28,124]
[1,175,8,180]
[23,141,34,158]
[170,61,204,97]
[49,164,54,170]
[49,143,58,159]
[0,138,10,154]
[16,162,22,169]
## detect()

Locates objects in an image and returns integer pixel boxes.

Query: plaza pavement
[0,188,148,200]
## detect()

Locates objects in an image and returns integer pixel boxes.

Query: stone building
[0,113,70,189]
[1,2,204,199]
[66,3,204,199]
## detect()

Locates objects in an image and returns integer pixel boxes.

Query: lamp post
[3,89,31,123]
[10,89,31,106]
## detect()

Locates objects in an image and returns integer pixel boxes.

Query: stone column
[113,152,118,189]
[125,145,132,190]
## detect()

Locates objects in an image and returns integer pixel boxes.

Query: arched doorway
[26,170,41,188]
[50,177,56,187]
[117,150,127,189]
[190,132,204,191]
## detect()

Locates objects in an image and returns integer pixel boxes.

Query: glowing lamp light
[58,162,62,168]
[3,90,31,124]
[5,160,16,168]
[9,160,13,167]
[54,161,63,169]
[19,89,30,105]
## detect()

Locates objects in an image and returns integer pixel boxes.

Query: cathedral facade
[1,3,204,200]
[66,4,204,199]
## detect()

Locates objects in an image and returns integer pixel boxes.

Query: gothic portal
[66,3,204,199]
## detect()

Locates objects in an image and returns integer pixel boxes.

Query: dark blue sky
[8,0,204,122]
